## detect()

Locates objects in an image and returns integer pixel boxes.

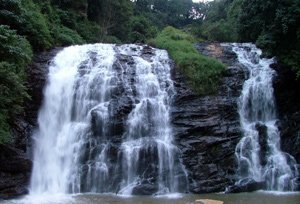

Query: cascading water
[230,43,299,191]
[30,44,187,196]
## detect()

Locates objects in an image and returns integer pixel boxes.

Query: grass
[148,26,225,95]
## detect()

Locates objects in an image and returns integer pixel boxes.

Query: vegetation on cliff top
[150,27,225,95]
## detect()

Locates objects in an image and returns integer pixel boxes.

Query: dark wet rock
[272,62,300,164]
[195,43,238,65]
[132,183,158,195]
[0,144,32,199]
[172,43,247,193]
[142,45,155,55]
[225,179,266,193]
[25,48,63,127]
[255,123,268,166]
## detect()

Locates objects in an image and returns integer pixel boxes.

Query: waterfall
[30,44,187,195]
[231,43,299,191]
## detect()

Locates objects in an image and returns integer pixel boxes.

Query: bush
[149,26,225,95]
[0,25,32,68]
[20,0,53,50]
[53,25,84,46]
[102,35,122,44]
[36,2,101,45]
[128,15,158,43]
[75,20,102,43]
[0,62,29,143]
[202,20,237,42]
[0,25,32,143]
[0,0,53,50]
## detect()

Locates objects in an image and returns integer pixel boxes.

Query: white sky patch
[192,0,213,2]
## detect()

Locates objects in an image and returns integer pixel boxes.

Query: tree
[134,0,152,13]
[238,0,300,75]
[128,15,157,42]
[194,0,241,41]
[87,0,133,41]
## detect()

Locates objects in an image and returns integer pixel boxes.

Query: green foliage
[101,35,122,44]
[150,27,225,95]
[54,26,84,46]
[0,25,32,68]
[36,1,100,46]
[51,7,101,43]
[20,0,53,50]
[202,19,237,42]
[0,62,29,122]
[128,15,158,43]
[133,0,195,28]
[0,25,32,143]
[238,0,300,76]
[87,0,133,41]
[0,0,52,50]
[74,20,102,43]
[0,0,105,49]
[0,62,29,142]
[196,0,241,42]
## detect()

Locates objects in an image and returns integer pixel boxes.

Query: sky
[192,0,213,2]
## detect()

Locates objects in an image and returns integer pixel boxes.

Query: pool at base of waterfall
[3,192,300,204]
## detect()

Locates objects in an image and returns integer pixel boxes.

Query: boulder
[225,179,266,193]
[195,199,224,204]
[132,183,158,195]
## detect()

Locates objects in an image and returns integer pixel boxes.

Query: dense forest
[0,0,299,143]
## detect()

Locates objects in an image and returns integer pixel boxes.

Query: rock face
[0,145,32,199]
[272,63,300,178]
[171,43,247,193]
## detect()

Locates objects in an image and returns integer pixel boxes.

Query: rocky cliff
[0,145,32,199]
[272,63,300,167]
[172,43,247,193]
[174,43,300,193]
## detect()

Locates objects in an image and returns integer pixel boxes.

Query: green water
[2,192,300,204]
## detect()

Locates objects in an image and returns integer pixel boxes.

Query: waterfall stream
[231,43,299,191]
[30,44,187,196]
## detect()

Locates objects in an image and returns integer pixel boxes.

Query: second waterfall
[30,44,187,195]
[230,43,299,191]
